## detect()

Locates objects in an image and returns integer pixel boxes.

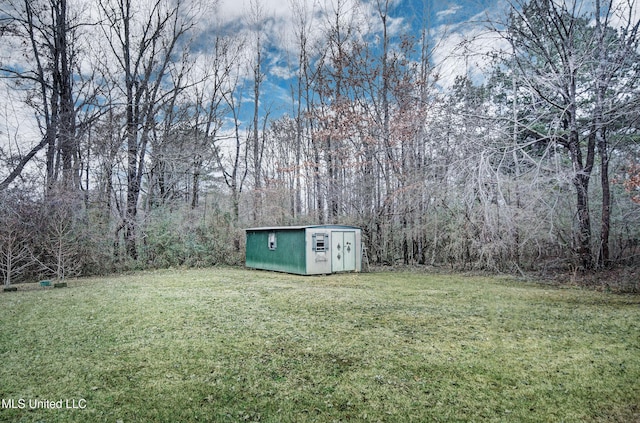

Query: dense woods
[1,0,639,286]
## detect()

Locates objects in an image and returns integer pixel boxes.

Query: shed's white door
[331,231,356,272]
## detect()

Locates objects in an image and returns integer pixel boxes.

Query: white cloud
[610,0,640,35]
[217,0,293,27]
[215,0,408,66]
[270,64,295,81]
[431,13,509,89]
[437,5,462,20]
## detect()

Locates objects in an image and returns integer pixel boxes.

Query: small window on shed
[313,233,326,252]
[268,232,277,250]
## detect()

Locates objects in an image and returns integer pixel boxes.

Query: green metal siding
[246,229,307,274]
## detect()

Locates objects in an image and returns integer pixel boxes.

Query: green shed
[245,225,362,275]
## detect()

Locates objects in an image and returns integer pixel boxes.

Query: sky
[209,0,506,117]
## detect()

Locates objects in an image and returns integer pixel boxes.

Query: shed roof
[245,224,361,231]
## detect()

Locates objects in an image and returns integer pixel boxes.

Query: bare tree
[0,195,33,286]
[188,34,240,210]
[289,0,325,221]
[288,0,310,218]
[499,0,597,268]
[215,76,248,225]
[0,0,88,192]
[312,0,374,224]
[98,0,198,259]
[247,0,267,222]
[35,201,82,280]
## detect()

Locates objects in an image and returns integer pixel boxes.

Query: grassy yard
[0,268,638,422]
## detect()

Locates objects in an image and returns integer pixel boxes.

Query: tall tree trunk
[191,158,201,210]
[252,36,262,222]
[599,133,611,267]
[595,0,610,268]
[54,0,77,189]
[570,132,594,269]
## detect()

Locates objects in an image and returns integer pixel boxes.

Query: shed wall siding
[246,230,307,274]
[305,229,332,275]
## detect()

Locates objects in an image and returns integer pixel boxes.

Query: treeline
[1,0,639,286]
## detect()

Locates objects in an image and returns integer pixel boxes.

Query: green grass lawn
[1,268,638,422]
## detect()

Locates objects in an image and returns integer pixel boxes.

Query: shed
[245,225,362,275]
